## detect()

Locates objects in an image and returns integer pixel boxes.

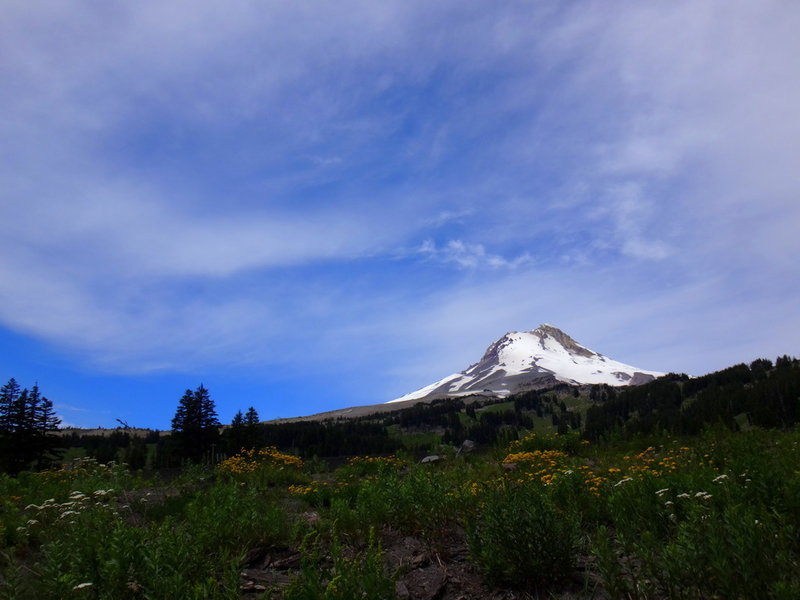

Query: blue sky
[1,1,799,429]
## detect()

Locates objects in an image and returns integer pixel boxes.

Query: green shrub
[467,481,578,589]
[284,530,396,600]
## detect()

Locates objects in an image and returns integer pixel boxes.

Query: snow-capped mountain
[390,324,663,404]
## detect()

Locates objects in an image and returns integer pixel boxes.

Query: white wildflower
[24,504,41,511]
[712,474,728,483]
[655,488,669,496]
[72,582,93,590]
[26,519,39,526]
[664,501,674,506]
[677,493,690,499]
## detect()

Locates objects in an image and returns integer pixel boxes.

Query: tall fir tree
[244,406,259,426]
[170,384,221,463]
[227,410,246,454]
[244,406,262,449]
[0,378,21,433]
[31,385,62,469]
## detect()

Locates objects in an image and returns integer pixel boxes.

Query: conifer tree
[227,410,246,453]
[244,406,262,448]
[0,378,62,473]
[0,378,21,433]
[244,406,259,426]
[170,384,221,463]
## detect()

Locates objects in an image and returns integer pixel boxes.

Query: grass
[2,427,800,598]
[386,425,441,451]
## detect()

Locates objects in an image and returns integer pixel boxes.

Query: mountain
[390,324,664,403]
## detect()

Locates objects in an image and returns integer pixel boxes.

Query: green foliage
[284,530,396,600]
[3,412,800,599]
[1,459,292,600]
[508,430,584,455]
[467,481,579,589]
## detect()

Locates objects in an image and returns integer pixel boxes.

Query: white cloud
[0,0,798,401]
[418,239,533,270]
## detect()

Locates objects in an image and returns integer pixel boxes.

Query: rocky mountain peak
[390,324,664,404]
[530,324,596,358]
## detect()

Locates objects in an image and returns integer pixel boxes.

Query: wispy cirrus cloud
[418,240,533,270]
[0,0,798,419]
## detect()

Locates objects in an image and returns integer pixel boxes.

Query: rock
[302,510,321,525]
[397,565,447,600]
[270,553,302,569]
[460,440,476,453]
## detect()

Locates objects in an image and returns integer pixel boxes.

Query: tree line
[583,356,800,440]
[4,356,799,473]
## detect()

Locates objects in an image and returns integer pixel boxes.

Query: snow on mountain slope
[390,324,664,404]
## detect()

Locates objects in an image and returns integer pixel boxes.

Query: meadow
[1,427,799,599]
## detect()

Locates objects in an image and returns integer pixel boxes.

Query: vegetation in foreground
[1,425,799,599]
[2,357,799,598]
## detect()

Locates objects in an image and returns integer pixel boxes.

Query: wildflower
[26,519,39,526]
[664,501,674,506]
[677,493,690,499]
[73,582,93,590]
[613,477,633,488]
[655,488,669,496]
[712,474,728,483]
